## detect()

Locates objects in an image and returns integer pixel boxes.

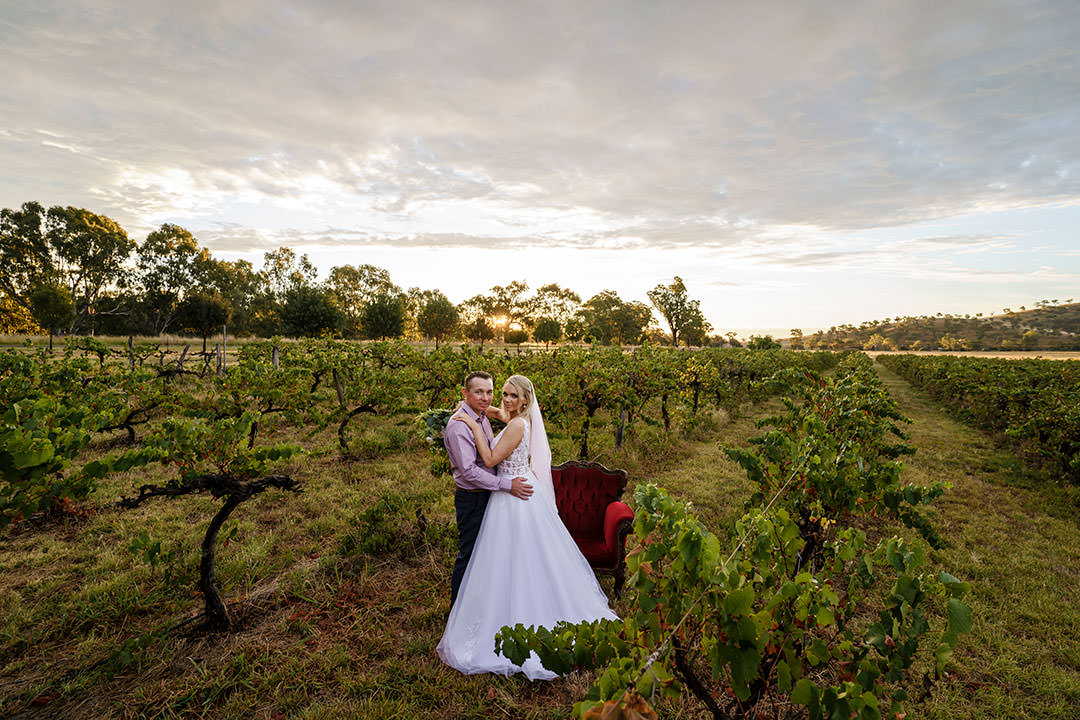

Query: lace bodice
[496,420,531,478]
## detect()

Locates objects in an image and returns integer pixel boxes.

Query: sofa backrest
[551,460,628,537]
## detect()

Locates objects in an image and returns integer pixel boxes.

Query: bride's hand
[452,412,478,430]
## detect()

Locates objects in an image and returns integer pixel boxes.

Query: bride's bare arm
[452,414,525,468]
[485,405,509,423]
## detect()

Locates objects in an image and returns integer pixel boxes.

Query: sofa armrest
[602,500,635,550]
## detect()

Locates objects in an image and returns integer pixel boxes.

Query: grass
[1,365,1079,718]
[872,363,1080,719]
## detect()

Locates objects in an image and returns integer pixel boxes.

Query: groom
[444,370,533,606]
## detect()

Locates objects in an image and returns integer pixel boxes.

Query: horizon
[2,1,1078,330]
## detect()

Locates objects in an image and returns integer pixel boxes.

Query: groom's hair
[463,371,493,390]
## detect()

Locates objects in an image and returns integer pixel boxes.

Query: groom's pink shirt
[444,404,510,492]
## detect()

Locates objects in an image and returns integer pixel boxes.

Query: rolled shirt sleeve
[443,416,510,492]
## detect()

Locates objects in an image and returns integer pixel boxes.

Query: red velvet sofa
[550,460,635,597]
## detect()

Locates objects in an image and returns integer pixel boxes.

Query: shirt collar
[462,404,486,422]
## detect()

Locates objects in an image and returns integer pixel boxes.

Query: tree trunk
[200,494,243,631]
[579,414,590,460]
[332,369,346,408]
[672,636,731,720]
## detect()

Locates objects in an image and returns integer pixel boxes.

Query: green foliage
[647,276,709,347]
[496,355,969,720]
[417,408,456,476]
[416,293,459,346]
[0,351,107,528]
[532,317,562,345]
[128,530,188,592]
[361,292,407,340]
[339,494,407,557]
[28,283,75,336]
[175,291,232,339]
[747,334,781,350]
[728,353,948,555]
[280,285,346,338]
[878,353,1080,482]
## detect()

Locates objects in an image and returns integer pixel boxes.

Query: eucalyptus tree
[175,292,232,353]
[416,291,459,348]
[529,283,581,326]
[197,258,264,336]
[0,201,134,333]
[328,263,399,336]
[28,283,75,349]
[577,290,652,345]
[647,276,706,348]
[281,285,346,338]
[487,281,530,338]
[136,223,210,334]
[361,291,407,340]
[532,317,562,347]
[459,294,497,347]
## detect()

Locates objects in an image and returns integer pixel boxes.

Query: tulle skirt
[436,470,618,680]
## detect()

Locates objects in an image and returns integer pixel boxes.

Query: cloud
[1,0,1077,331]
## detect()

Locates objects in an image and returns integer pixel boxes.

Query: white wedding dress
[436,415,618,680]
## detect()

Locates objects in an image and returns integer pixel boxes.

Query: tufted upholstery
[551,460,635,597]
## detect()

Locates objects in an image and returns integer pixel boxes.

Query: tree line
[0,201,718,347]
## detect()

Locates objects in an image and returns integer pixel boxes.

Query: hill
[788,300,1080,351]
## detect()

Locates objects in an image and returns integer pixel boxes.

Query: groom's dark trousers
[451,488,490,606]
[443,403,501,608]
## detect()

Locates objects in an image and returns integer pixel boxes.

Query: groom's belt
[455,487,490,494]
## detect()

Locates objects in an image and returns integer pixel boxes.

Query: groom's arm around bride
[444,372,532,606]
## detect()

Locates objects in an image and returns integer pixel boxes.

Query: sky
[2,0,1079,336]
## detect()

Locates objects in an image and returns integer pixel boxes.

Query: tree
[505,329,529,347]
[28,284,75,350]
[361,292,406,340]
[487,281,531,339]
[863,333,889,351]
[0,291,37,334]
[0,202,134,334]
[261,247,316,301]
[45,206,135,334]
[0,201,50,313]
[280,285,346,338]
[197,258,266,337]
[459,294,497,347]
[175,292,232,353]
[747,334,782,350]
[789,328,805,350]
[532,317,562,347]
[328,264,399,335]
[136,223,208,334]
[578,291,651,345]
[416,293,459,348]
[529,283,582,326]
[679,309,712,347]
[647,276,703,347]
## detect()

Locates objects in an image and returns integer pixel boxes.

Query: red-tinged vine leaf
[582,691,658,720]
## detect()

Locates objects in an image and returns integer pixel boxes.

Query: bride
[436,374,618,680]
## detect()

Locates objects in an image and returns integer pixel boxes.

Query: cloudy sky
[2,0,1078,335]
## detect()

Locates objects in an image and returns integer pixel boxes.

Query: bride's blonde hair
[505,374,535,418]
